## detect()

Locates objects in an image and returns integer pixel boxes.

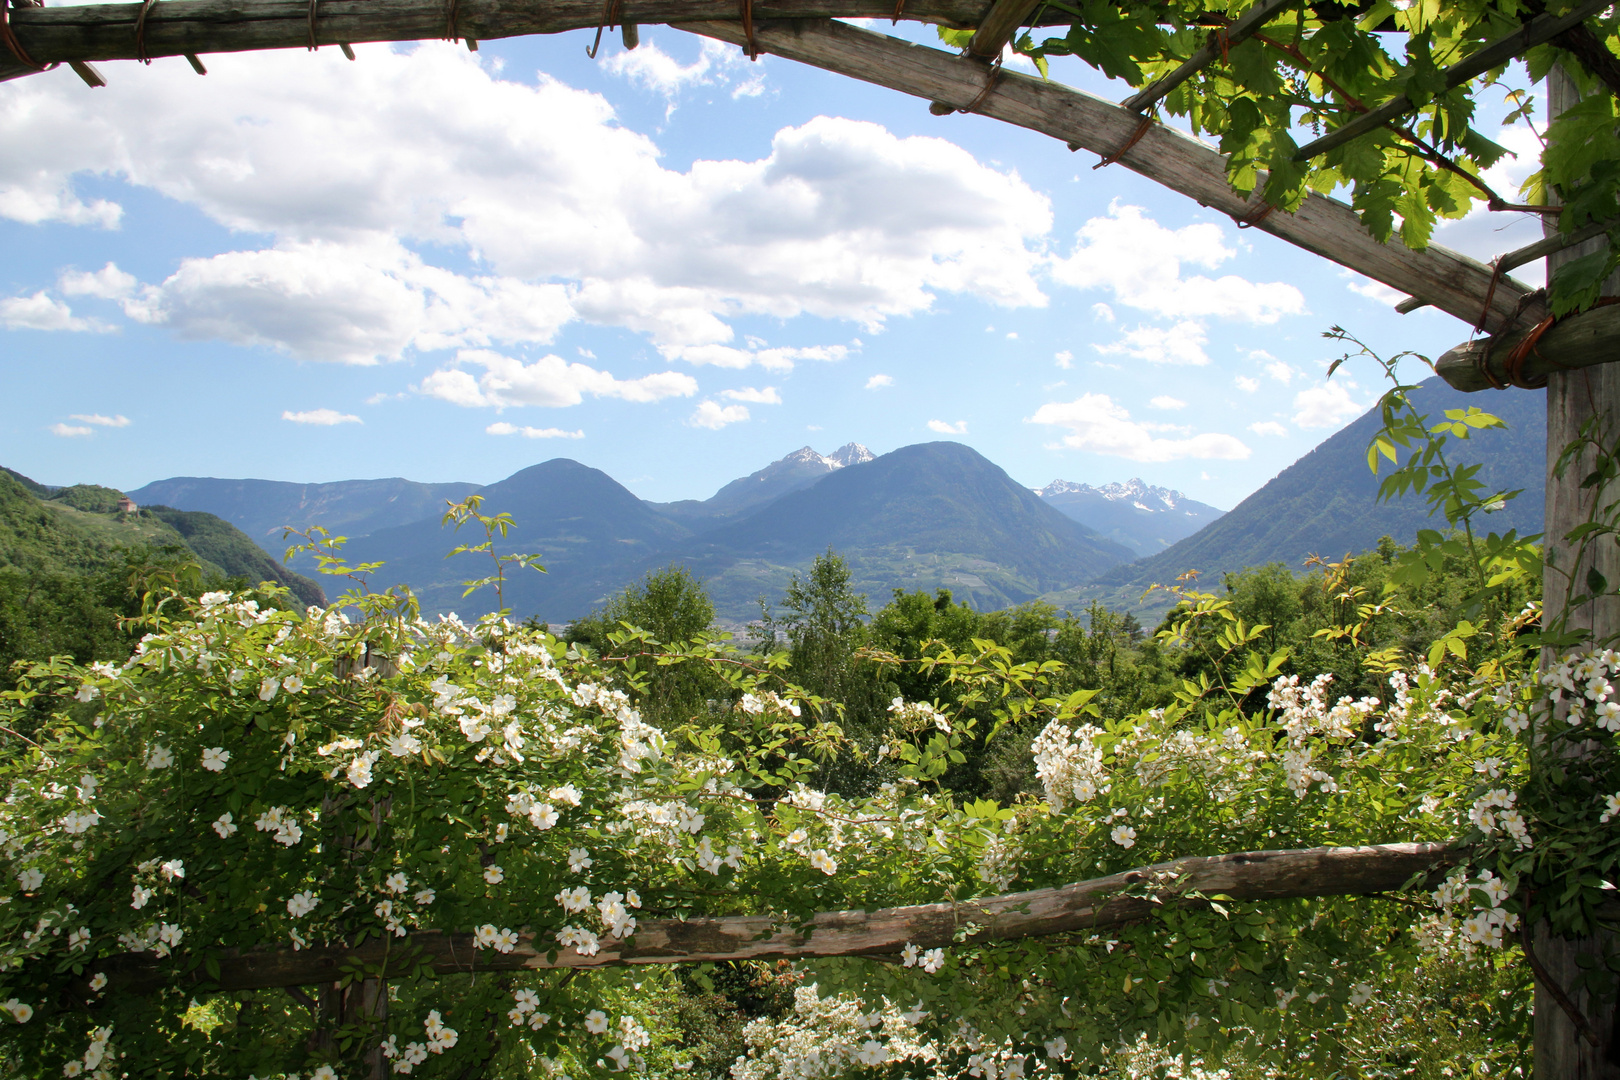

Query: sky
[0,18,1551,510]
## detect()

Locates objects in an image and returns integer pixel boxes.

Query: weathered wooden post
[1533,63,1620,1080]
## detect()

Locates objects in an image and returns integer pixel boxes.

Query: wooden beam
[0,0,1058,83]
[1292,0,1611,162]
[92,842,1461,995]
[1120,0,1295,113]
[1434,303,1620,393]
[684,17,1540,332]
[965,0,1040,59]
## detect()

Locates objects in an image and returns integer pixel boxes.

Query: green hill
[1089,377,1544,596]
[0,470,325,605]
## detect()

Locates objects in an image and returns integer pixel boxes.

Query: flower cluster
[1540,649,1620,731]
[1420,869,1520,952]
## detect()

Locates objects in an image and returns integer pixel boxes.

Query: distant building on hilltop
[117,496,137,514]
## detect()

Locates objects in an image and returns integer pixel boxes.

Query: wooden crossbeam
[965,0,1041,59]
[1435,304,1620,393]
[93,843,1460,995]
[685,17,1540,332]
[1120,0,1295,113]
[0,0,1062,82]
[1292,0,1611,162]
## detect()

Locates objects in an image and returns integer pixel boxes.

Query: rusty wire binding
[585,0,623,58]
[1093,113,1153,169]
[1,0,54,71]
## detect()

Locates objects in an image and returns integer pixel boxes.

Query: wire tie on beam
[1234,200,1276,229]
[891,0,905,23]
[0,0,54,72]
[1473,257,1507,335]
[133,0,158,63]
[585,0,622,58]
[740,0,760,61]
[1093,113,1152,169]
[307,0,319,49]
[445,0,461,42]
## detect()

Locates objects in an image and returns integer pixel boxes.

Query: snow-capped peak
[1036,478,1187,511]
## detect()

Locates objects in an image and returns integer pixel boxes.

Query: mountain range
[89,375,1546,624]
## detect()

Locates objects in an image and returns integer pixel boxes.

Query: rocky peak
[826,443,874,468]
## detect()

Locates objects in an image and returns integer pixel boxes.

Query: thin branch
[1121,0,1298,113]
[1520,918,1601,1048]
[1293,0,1613,161]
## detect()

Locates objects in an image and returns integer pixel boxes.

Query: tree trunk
[1534,63,1620,1080]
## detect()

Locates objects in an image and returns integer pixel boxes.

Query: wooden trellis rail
[93,842,1463,995]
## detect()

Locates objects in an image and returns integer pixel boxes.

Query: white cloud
[1050,202,1305,324]
[927,419,968,434]
[283,408,362,425]
[722,386,782,404]
[0,49,1053,359]
[60,262,137,299]
[690,400,749,429]
[1029,393,1250,462]
[126,239,574,365]
[1149,395,1186,410]
[1094,321,1210,366]
[1264,361,1299,383]
[1006,331,1018,340]
[603,38,750,100]
[1343,271,1407,306]
[0,292,109,332]
[1292,382,1365,429]
[50,423,94,437]
[1054,349,1073,369]
[1248,421,1288,436]
[865,374,894,389]
[417,349,697,409]
[1090,303,1114,323]
[661,342,849,373]
[1234,375,1260,393]
[68,413,131,427]
[486,422,584,439]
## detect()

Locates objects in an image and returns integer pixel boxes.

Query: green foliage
[48,486,128,515]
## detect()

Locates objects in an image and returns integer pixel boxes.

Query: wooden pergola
[4,0,1618,1072]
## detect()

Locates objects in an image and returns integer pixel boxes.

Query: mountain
[649,443,875,522]
[0,469,325,605]
[1092,377,1545,593]
[579,442,1135,620]
[1036,479,1225,557]
[126,476,483,555]
[343,459,693,616]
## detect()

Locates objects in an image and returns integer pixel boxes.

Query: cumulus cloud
[722,386,782,404]
[1149,395,1186,410]
[1248,421,1288,436]
[0,49,1052,360]
[1050,202,1305,324]
[927,419,968,434]
[1094,321,1210,366]
[1234,375,1260,392]
[0,292,109,332]
[690,400,749,429]
[602,38,749,99]
[60,263,137,299]
[417,349,697,409]
[1029,394,1250,462]
[486,422,584,439]
[865,374,894,389]
[50,423,94,437]
[662,342,849,373]
[1292,382,1364,429]
[1343,271,1407,305]
[126,239,574,365]
[1264,360,1299,383]
[283,409,362,425]
[1054,349,1073,369]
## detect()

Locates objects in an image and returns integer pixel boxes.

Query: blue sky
[0,22,1548,509]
